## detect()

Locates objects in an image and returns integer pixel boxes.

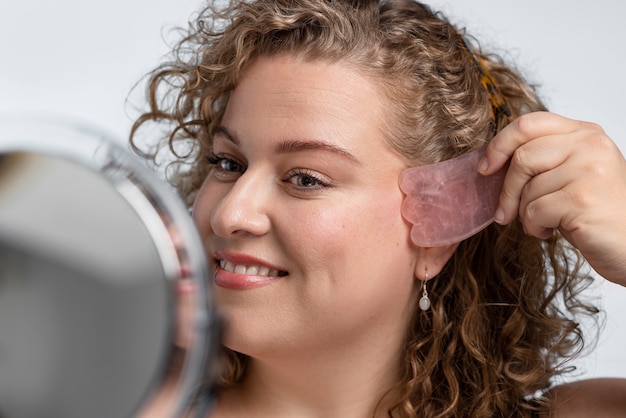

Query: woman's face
[193,55,420,358]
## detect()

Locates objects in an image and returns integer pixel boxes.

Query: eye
[205,153,246,178]
[284,169,332,191]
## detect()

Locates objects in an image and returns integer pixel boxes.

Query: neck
[216,323,410,418]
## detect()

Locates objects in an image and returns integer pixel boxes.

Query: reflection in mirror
[0,118,219,418]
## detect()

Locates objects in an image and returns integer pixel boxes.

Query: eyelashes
[205,153,245,174]
[283,168,331,190]
[204,153,221,165]
[205,152,333,192]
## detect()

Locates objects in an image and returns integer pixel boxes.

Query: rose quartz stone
[399,148,506,247]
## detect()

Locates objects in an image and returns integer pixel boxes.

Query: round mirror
[0,115,219,418]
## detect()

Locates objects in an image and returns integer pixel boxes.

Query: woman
[130,0,626,416]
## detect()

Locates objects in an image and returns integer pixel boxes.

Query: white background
[1,1,624,382]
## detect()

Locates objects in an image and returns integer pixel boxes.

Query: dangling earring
[419,269,431,312]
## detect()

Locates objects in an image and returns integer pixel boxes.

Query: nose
[209,170,272,237]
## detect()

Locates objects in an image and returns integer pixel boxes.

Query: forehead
[220,55,392,154]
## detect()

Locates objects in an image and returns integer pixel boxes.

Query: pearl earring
[419,269,431,311]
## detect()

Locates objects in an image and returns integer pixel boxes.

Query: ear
[413,243,459,281]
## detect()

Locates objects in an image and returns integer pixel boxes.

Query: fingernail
[494,207,505,224]
[477,157,488,174]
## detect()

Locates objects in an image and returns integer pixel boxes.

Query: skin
[481,112,626,416]
[190,54,626,416]
[192,54,455,417]
[481,112,626,287]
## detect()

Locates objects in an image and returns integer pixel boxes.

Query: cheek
[287,191,414,277]
[290,193,418,328]
[353,197,415,266]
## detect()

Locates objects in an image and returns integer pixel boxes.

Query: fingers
[479,112,581,176]
[479,112,606,231]
[496,133,571,225]
[517,167,571,239]
[481,112,626,284]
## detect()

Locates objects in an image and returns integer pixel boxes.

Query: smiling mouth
[219,260,288,277]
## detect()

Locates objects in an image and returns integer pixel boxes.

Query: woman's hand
[479,111,626,286]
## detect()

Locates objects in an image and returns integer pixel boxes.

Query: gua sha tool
[399,147,506,247]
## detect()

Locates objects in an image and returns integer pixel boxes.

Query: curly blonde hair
[130,1,600,416]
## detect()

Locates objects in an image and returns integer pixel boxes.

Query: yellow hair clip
[462,37,512,121]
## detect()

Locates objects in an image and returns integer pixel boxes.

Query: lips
[219,259,284,277]
[213,251,288,290]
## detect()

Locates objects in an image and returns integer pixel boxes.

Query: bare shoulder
[544,378,626,417]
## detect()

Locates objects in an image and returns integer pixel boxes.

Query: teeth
[220,259,282,277]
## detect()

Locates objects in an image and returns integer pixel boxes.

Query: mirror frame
[0,113,219,417]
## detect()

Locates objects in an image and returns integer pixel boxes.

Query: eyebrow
[212,125,360,164]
